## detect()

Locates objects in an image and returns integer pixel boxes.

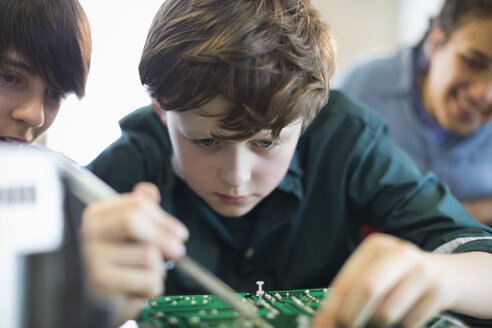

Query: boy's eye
[47,89,65,101]
[1,73,19,84]
[462,55,486,71]
[193,138,216,146]
[254,140,275,149]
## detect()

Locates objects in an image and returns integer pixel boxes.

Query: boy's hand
[310,233,455,328]
[80,182,189,326]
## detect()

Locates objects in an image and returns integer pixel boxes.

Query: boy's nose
[219,150,252,188]
[471,77,492,107]
[486,79,492,105]
[12,95,45,128]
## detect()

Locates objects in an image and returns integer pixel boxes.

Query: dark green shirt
[88,90,492,295]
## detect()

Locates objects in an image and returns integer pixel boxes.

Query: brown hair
[0,0,92,98]
[140,0,335,140]
[420,0,492,46]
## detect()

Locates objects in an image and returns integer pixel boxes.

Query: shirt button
[244,247,255,259]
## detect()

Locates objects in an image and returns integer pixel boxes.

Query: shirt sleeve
[87,132,149,193]
[345,117,492,253]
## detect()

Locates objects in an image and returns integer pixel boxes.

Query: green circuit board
[136,288,467,328]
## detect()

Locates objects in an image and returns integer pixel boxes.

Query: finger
[85,241,164,270]
[373,265,431,326]
[311,234,419,328]
[402,287,449,328]
[159,230,188,260]
[82,194,188,243]
[133,182,161,203]
[91,264,165,299]
[339,238,420,327]
[309,290,341,328]
[132,183,189,240]
[112,297,148,327]
[82,198,161,240]
[310,234,384,327]
[82,206,187,261]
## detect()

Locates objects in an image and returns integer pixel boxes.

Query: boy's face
[0,52,64,144]
[423,17,492,135]
[160,96,302,218]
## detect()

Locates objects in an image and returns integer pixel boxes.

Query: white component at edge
[0,145,64,328]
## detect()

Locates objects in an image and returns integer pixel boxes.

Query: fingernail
[173,224,189,240]
[168,241,186,258]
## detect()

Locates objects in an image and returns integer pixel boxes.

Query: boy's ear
[424,26,445,59]
[152,101,167,126]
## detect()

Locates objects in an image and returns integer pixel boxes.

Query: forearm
[463,197,492,225]
[435,251,492,319]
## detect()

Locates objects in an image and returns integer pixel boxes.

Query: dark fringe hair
[0,0,92,97]
[140,0,335,140]
[418,0,492,47]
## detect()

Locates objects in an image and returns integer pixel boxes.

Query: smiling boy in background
[335,0,492,225]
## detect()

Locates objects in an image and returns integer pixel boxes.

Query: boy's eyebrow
[1,56,35,73]
[470,48,491,63]
[180,127,212,137]
[2,56,63,91]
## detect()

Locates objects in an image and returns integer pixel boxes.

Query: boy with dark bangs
[0,0,117,327]
[84,0,492,327]
[1,2,189,327]
[0,0,91,144]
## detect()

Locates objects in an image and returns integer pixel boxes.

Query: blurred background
[47,0,444,165]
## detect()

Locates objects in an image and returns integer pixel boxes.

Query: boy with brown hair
[84,0,492,326]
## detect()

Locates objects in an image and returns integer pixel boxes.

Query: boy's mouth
[453,90,489,121]
[0,136,28,144]
[216,193,249,205]
[455,101,477,121]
